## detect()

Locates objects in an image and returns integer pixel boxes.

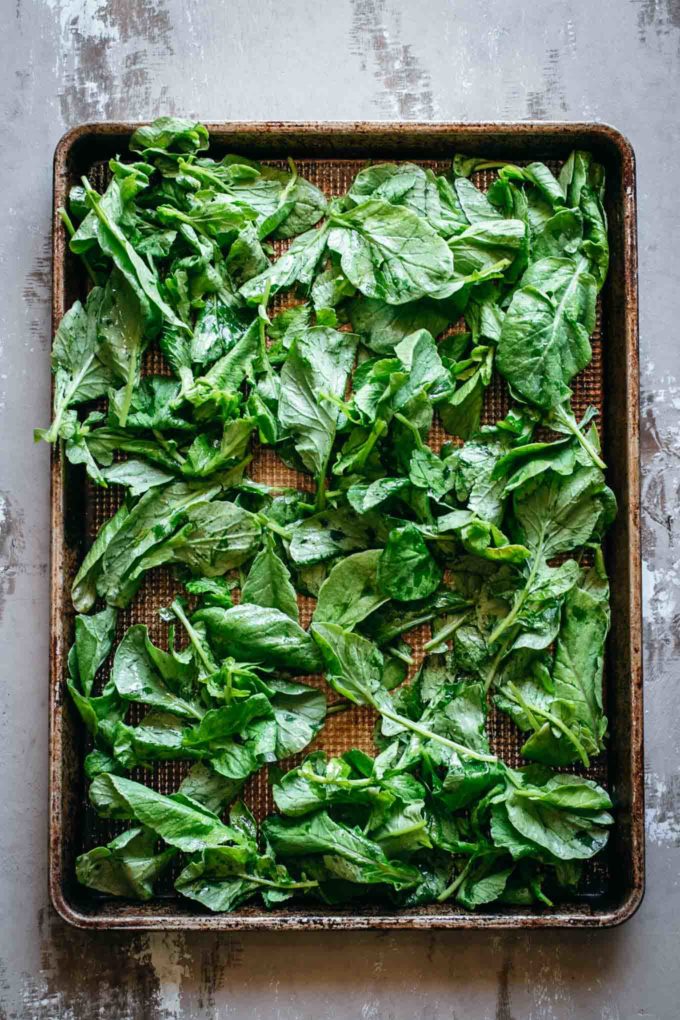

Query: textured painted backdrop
[0,0,678,1017]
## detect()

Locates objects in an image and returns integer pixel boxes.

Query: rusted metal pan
[50,121,642,929]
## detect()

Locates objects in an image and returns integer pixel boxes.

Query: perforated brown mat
[77,156,609,900]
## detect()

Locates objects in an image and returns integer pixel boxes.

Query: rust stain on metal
[495,957,516,1020]
[48,120,643,931]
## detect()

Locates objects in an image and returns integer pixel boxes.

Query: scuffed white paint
[149,934,184,1019]
[645,771,680,847]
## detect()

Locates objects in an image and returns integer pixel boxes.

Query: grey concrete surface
[0,0,678,1016]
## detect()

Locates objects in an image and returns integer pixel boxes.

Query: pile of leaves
[40,117,616,913]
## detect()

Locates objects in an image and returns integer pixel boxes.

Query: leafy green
[89,773,242,851]
[36,288,115,443]
[240,532,299,621]
[72,606,118,696]
[496,257,596,409]
[278,326,357,505]
[52,122,615,915]
[327,198,454,304]
[263,812,420,889]
[76,827,176,900]
[112,625,204,719]
[130,117,209,156]
[195,604,323,674]
[377,524,443,602]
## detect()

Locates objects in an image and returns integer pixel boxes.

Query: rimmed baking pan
[49,121,642,929]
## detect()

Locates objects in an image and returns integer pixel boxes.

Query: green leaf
[496,256,596,410]
[36,288,115,443]
[313,550,388,629]
[504,782,612,861]
[288,507,375,565]
[72,502,131,613]
[512,464,609,559]
[454,177,502,223]
[130,117,209,155]
[76,826,176,900]
[438,345,494,441]
[181,420,254,477]
[184,319,261,417]
[175,842,309,912]
[133,499,261,578]
[267,677,327,758]
[377,524,442,602]
[346,477,409,514]
[240,225,329,302]
[184,153,327,240]
[278,326,357,489]
[80,177,187,334]
[226,222,270,285]
[112,712,192,769]
[108,375,190,433]
[263,812,420,889]
[178,762,244,814]
[191,294,253,366]
[408,446,453,499]
[182,696,273,751]
[112,625,204,719]
[523,586,608,764]
[73,606,118,696]
[241,533,299,621]
[446,218,527,282]
[95,480,222,606]
[457,862,513,909]
[195,604,323,674]
[311,622,384,705]
[97,270,147,427]
[89,774,242,852]
[327,198,454,304]
[347,294,453,355]
[101,459,176,497]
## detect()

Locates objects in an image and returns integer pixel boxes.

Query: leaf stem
[315,467,328,512]
[117,346,139,429]
[300,769,375,789]
[505,681,540,732]
[394,412,424,450]
[375,611,439,645]
[170,598,217,675]
[367,693,498,764]
[484,643,510,694]
[258,515,293,542]
[423,611,471,653]
[318,390,362,425]
[235,873,319,891]
[152,430,186,466]
[385,644,415,666]
[505,683,591,767]
[352,418,388,470]
[436,859,473,903]
[326,700,352,716]
[487,543,542,647]
[553,405,606,471]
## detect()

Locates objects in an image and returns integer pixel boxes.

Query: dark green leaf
[377,524,443,602]
[195,604,323,674]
